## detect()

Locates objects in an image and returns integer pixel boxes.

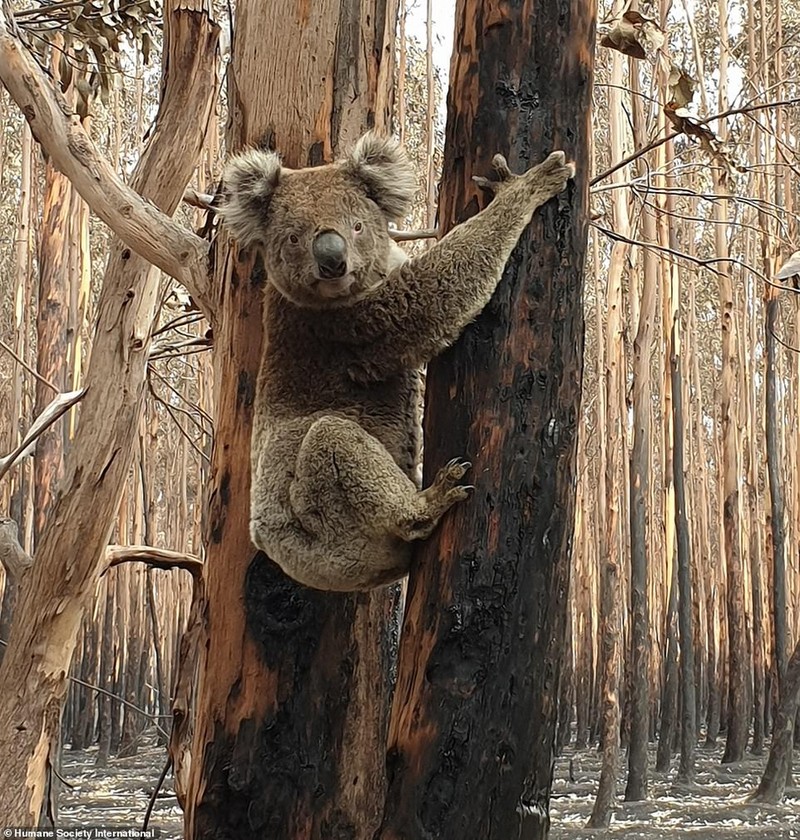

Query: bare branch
[103,545,204,579]
[182,187,442,245]
[183,187,217,210]
[591,97,800,187]
[391,227,439,242]
[0,6,214,315]
[0,337,59,393]
[0,389,86,484]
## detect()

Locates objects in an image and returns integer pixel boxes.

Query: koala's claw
[437,458,472,486]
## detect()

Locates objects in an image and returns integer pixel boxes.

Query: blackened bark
[752,637,800,803]
[376,0,595,837]
[656,566,679,772]
[766,297,787,687]
[672,325,696,782]
[184,3,400,838]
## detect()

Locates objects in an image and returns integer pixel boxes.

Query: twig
[391,227,439,242]
[591,97,800,186]
[0,338,60,393]
[0,639,170,739]
[142,755,173,835]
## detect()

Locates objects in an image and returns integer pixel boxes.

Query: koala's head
[220,133,415,309]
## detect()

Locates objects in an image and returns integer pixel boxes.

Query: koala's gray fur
[220,133,574,591]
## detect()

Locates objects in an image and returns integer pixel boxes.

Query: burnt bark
[752,637,800,803]
[656,565,679,772]
[672,321,696,782]
[766,296,787,687]
[183,3,400,838]
[376,0,595,836]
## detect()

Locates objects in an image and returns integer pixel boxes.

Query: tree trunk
[624,54,659,802]
[376,2,595,838]
[766,295,787,691]
[183,4,399,838]
[656,566,679,772]
[587,46,627,830]
[752,637,800,803]
[671,288,696,782]
[34,149,71,543]
[0,3,218,822]
[715,0,748,767]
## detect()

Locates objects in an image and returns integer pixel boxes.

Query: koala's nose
[313,230,348,279]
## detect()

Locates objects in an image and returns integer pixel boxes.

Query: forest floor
[550,744,800,839]
[57,739,800,839]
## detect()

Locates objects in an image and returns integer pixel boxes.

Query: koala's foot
[396,458,472,541]
[474,150,575,208]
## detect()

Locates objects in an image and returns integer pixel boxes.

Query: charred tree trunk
[766,295,787,688]
[184,4,399,838]
[376,1,595,837]
[656,564,679,772]
[752,637,800,803]
[671,303,696,782]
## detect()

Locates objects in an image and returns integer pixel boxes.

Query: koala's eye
[353,221,364,234]
[288,234,300,245]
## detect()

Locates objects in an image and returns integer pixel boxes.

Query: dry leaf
[601,10,666,61]
[668,63,698,108]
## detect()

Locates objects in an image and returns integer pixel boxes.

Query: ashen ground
[57,739,799,838]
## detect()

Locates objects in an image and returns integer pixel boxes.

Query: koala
[220,133,574,591]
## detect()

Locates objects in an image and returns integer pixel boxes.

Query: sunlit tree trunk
[589,45,627,830]
[0,2,218,821]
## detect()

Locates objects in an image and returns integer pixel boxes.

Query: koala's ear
[343,132,415,221]
[219,149,283,247]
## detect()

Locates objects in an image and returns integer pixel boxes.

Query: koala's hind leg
[290,415,470,543]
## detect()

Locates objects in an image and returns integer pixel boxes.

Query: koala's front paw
[526,150,576,198]
[473,150,575,204]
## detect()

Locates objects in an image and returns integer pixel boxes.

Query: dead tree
[181,4,400,838]
[376,0,596,837]
[0,1,218,822]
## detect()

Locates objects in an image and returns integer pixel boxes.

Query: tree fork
[376,1,595,837]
